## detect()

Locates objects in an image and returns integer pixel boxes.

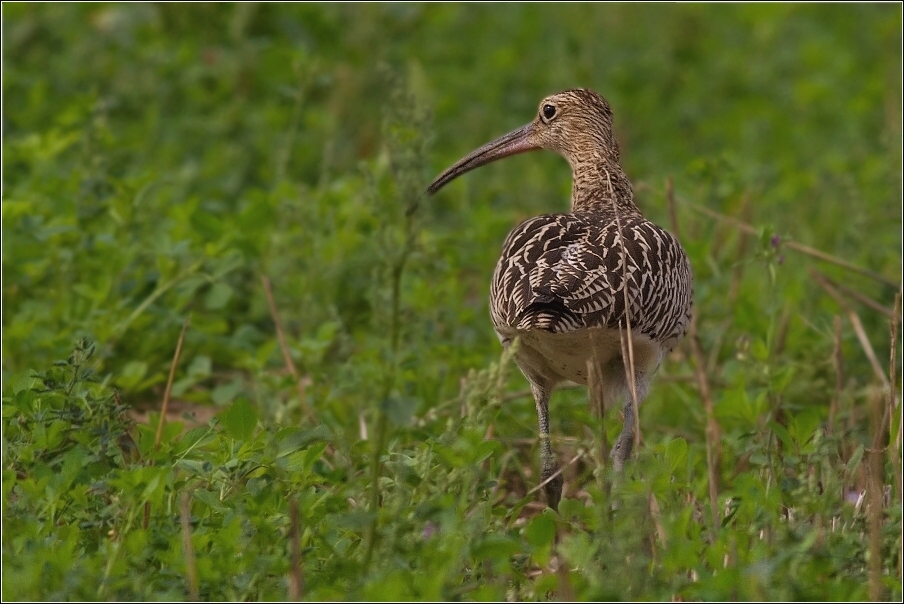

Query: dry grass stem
[609,179,641,456]
[358,411,368,441]
[484,423,495,440]
[867,392,884,601]
[689,311,721,533]
[692,204,897,287]
[704,322,729,376]
[829,316,843,436]
[262,275,316,423]
[774,308,791,356]
[888,292,901,507]
[555,550,576,601]
[649,492,668,548]
[498,436,581,445]
[656,374,696,383]
[728,194,752,304]
[665,176,680,240]
[619,324,641,451]
[814,270,895,318]
[500,388,535,403]
[812,270,890,389]
[489,450,516,503]
[587,354,609,472]
[527,453,581,497]
[155,317,190,450]
[180,491,199,602]
[288,497,303,601]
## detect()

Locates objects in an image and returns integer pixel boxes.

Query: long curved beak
[427,122,540,195]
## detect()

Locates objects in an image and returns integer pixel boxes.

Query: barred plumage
[428,89,693,510]
[491,212,691,345]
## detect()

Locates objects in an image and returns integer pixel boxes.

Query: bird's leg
[610,397,635,472]
[532,383,563,510]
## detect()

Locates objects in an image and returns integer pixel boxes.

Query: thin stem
[811,270,890,389]
[180,491,199,601]
[691,204,897,287]
[288,497,303,601]
[261,275,316,423]
[116,260,204,336]
[886,291,901,574]
[155,318,190,450]
[362,190,422,575]
[689,311,721,535]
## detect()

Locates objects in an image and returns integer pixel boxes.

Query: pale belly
[496,326,665,395]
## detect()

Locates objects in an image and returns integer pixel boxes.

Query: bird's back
[490,210,692,378]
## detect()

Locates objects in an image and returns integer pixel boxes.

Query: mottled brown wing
[490,213,692,348]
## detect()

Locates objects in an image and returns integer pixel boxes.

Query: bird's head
[427,89,619,195]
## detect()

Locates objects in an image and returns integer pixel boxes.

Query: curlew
[427,89,693,510]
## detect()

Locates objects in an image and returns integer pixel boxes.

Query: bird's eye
[541,104,557,121]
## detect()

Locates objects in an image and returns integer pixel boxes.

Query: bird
[426,89,693,510]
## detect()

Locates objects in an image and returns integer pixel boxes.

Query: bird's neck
[569,157,641,218]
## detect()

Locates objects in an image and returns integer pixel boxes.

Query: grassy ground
[3,3,902,600]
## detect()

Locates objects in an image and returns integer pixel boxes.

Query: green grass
[3,3,901,601]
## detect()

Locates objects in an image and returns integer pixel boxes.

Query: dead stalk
[499,388,534,403]
[888,292,901,507]
[689,311,721,533]
[489,450,515,503]
[619,325,641,452]
[665,177,680,241]
[705,321,728,376]
[728,194,752,304]
[867,289,899,599]
[811,271,890,389]
[867,392,884,601]
[288,497,303,600]
[692,204,897,287]
[815,271,895,319]
[358,411,368,441]
[648,492,668,548]
[180,491,199,601]
[555,550,576,601]
[774,308,791,357]
[829,316,843,436]
[155,317,190,450]
[261,275,316,423]
[483,422,495,441]
[587,353,608,473]
[607,169,640,456]
[527,453,582,497]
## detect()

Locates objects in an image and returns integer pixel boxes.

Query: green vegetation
[3,3,901,600]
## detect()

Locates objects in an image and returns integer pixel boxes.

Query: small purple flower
[770,234,781,249]
[422,521,438,539]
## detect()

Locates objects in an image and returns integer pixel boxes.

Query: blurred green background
[4,4,899,407]
[3,4,901,600]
